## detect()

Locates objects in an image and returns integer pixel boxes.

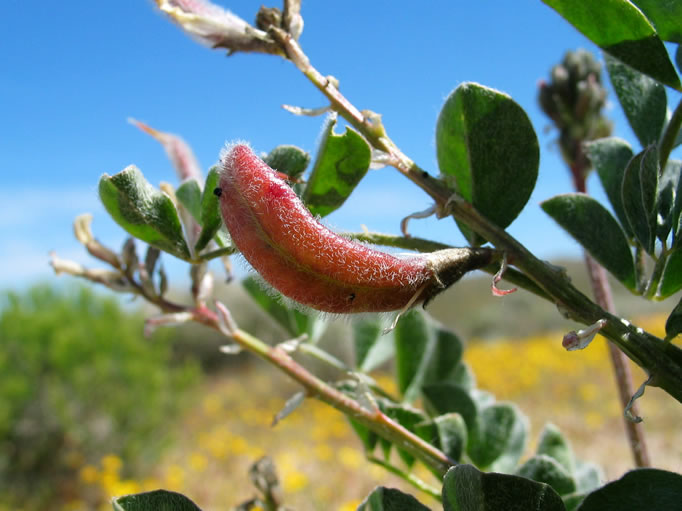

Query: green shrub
[0,284,199,508]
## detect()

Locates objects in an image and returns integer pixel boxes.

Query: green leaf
[175,179,202,221]
[353,318,395,373]
[573,460,604,493]
[394,310,431,403]
[536,423,575,475]
[562,493,588,511]
[632,1,682,43]
[384,404,429,468]
[195,166,230,251]
[434,413,468,463]
[656,160,681,241]
[423,326,464,385]
[577,468,682,510]
[604,53,667,147]
[659,248,682,297]
[542,0,681,90]
[487,404,528,474]
[112,490,203,511]
[263,144,311,180]
[452,362,476,390]
[436,82,539,244]
[621,146,660,254]
[348,418,378,453]
[99,166,191,260]
[354,319,393,372]
[468,403,527,470]
[541,194,636,290]
[394,311,464,403]
[357,486,430,511]
[516,455,577,496]
[442,464,566,511]
[242,276,316,338]
[667,160,682,245]
[422,382,478,431]
[302,117,371,217]
[665,296,682,341]
[585,137,635,238]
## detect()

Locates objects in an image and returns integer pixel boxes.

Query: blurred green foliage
[0,284,199,509]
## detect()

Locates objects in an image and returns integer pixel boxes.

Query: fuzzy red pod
[216,144,493,314]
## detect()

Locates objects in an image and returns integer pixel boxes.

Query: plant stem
[573,155,649,467]
[366,456,442,501]
[584,253,650,467]
[268,28,682,403]
[208,321,455,476]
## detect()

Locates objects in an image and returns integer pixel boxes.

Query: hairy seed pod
[217,144,494,313]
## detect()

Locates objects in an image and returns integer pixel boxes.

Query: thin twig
[366,455,442,501]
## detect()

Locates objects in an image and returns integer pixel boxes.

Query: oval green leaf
[442,464,566,511]
[658,248,682,298]
[99,166,191,260]
[541,194,636,290]
[195,166,231,251]
[536,423,575,475]
[621,146,660,254]
[516,455,577,497]
[302,116,371,217]
[264,144,311,180]
[357,486,430,511]
[175,179,202,221]
[578,468,682,511]
[665,296,682,341]
[585,137,634,238]
[112,490,203,511]
[468,402,528,470]
[434,413,468,463]
[605,54,667,147]
[542,0,681,90]
[436,83,539,243]
[632,1,682,43]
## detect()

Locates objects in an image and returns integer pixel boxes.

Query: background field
[2,263,679,511]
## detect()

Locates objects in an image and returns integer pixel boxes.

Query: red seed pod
[218,144,494,313]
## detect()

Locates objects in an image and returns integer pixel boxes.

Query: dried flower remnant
[129,118,203,183]
[216,144,494,314]
[155,0,281,55]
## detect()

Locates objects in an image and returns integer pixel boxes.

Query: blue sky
[0,1,665,288]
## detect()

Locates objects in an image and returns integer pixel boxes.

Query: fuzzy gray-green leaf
[605,53,667,147]
[442,464,566,511]
[112,490,203,511]
[99,166,190,260]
